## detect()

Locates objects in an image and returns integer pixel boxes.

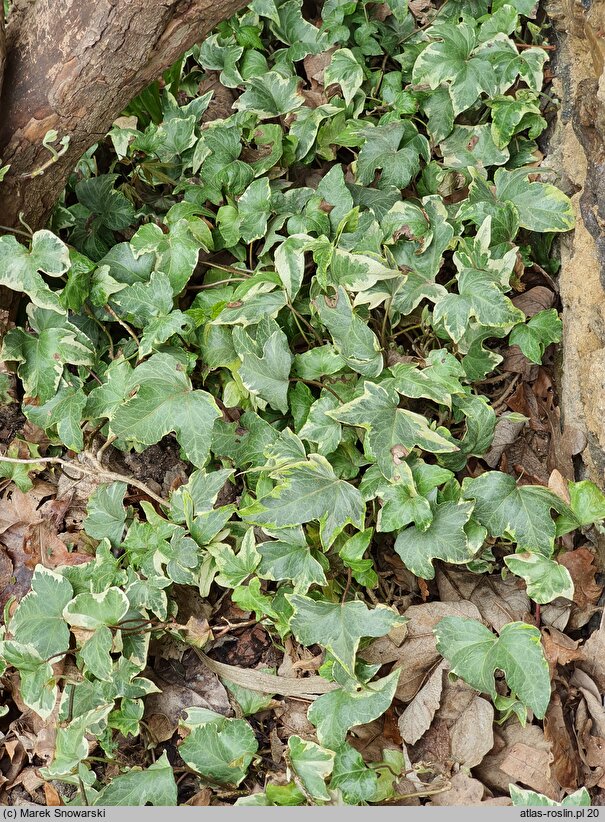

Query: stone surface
[548,0,605,484]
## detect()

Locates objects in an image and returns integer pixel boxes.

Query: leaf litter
[0,0,603,807]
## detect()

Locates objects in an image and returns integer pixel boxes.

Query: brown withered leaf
[484,414,527,468]
[361,600,481,702]
[429,772,485,806]
[558,547,602,610]
[476,721,558,797]
[541,626,583,674]
[438,677,494,769]
[577,611,605,691]
[398,661,446,745]
[436,567,530,632]
[500,742,562,800]
[544,691,581,791]
[512,286,556,317]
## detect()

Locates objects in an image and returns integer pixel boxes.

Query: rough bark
[0,0,248,231]
[546,0,605,486]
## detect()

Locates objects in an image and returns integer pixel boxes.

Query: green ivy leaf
[355,122,430,190]
[287,736,335,801]
[435,617,550,719]
[308,669,400,749]
[330,743,379,804]
[509,309,562,363]
[394,500,481,579]
[556,480,605,536]
[288,595,405,676]
[258,527,327,593]
[462,471,565,556]
[242,454,365,548]
[504,552,574,604]
[179,708,258,785]
[313,287,383,378]
[233,318,293,413]
[109,353,220,467]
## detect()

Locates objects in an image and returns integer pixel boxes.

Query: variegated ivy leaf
[241,454,365,548]
[433,267,524,343]
[63,587,130,630]
[210,527,260,588]
[435,617,550,719]
[338,528,377,588]
[324,48,364,106]
[326,380,457,480]
[92,752,178,806]
[179,708,258,786]
[0,230,70,314]
[1,641,57,719]
[509,786,591,807]
[313,287,383,378]
[412,21,497,116]
[556,480,605,536]
[355,121,430,190]
[308,669,401,749]
[235,71,305,118]
[287,736,334,802]
[25,382,88,452]
[504,552,574,604]
[394,500,483,579]
[439,124,509,169]
[288,594,405,676]
[109,353,220,467]
[232,317,293,413]
[509,308,562,363]
[462,471,568,556]
[218,178,272,245]
[461,167,574,234]
[84,482,128,547]
[1,306,95,402]
[9,567,73,659]
[388,349,466,409]
[487,90,547,149]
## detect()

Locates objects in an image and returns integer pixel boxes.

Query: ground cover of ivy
[0,0,603,807]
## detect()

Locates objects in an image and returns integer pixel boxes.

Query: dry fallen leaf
[362,600,481,702]
[541,626,583,674]
[398,661,446,745]
[436,567,530,632]
[559,547,602,610]
[476,720,558,797]
[578,611,605,691]
[544,691,581,791]
[429,772,485,806]
[500,742,561,800]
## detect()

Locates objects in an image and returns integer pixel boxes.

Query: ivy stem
[288,377,344,403]
[0,224,33,239]
[104,304,140,347]
[188,277,249,289]
[0,452,169,508]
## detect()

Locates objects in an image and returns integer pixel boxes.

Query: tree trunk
[0,0,248,232]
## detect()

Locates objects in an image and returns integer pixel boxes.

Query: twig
[0,224,32,239]
[194,649,338,698]
[0,453,169,508]
[104,304,140,347]
[188,277,250,290]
